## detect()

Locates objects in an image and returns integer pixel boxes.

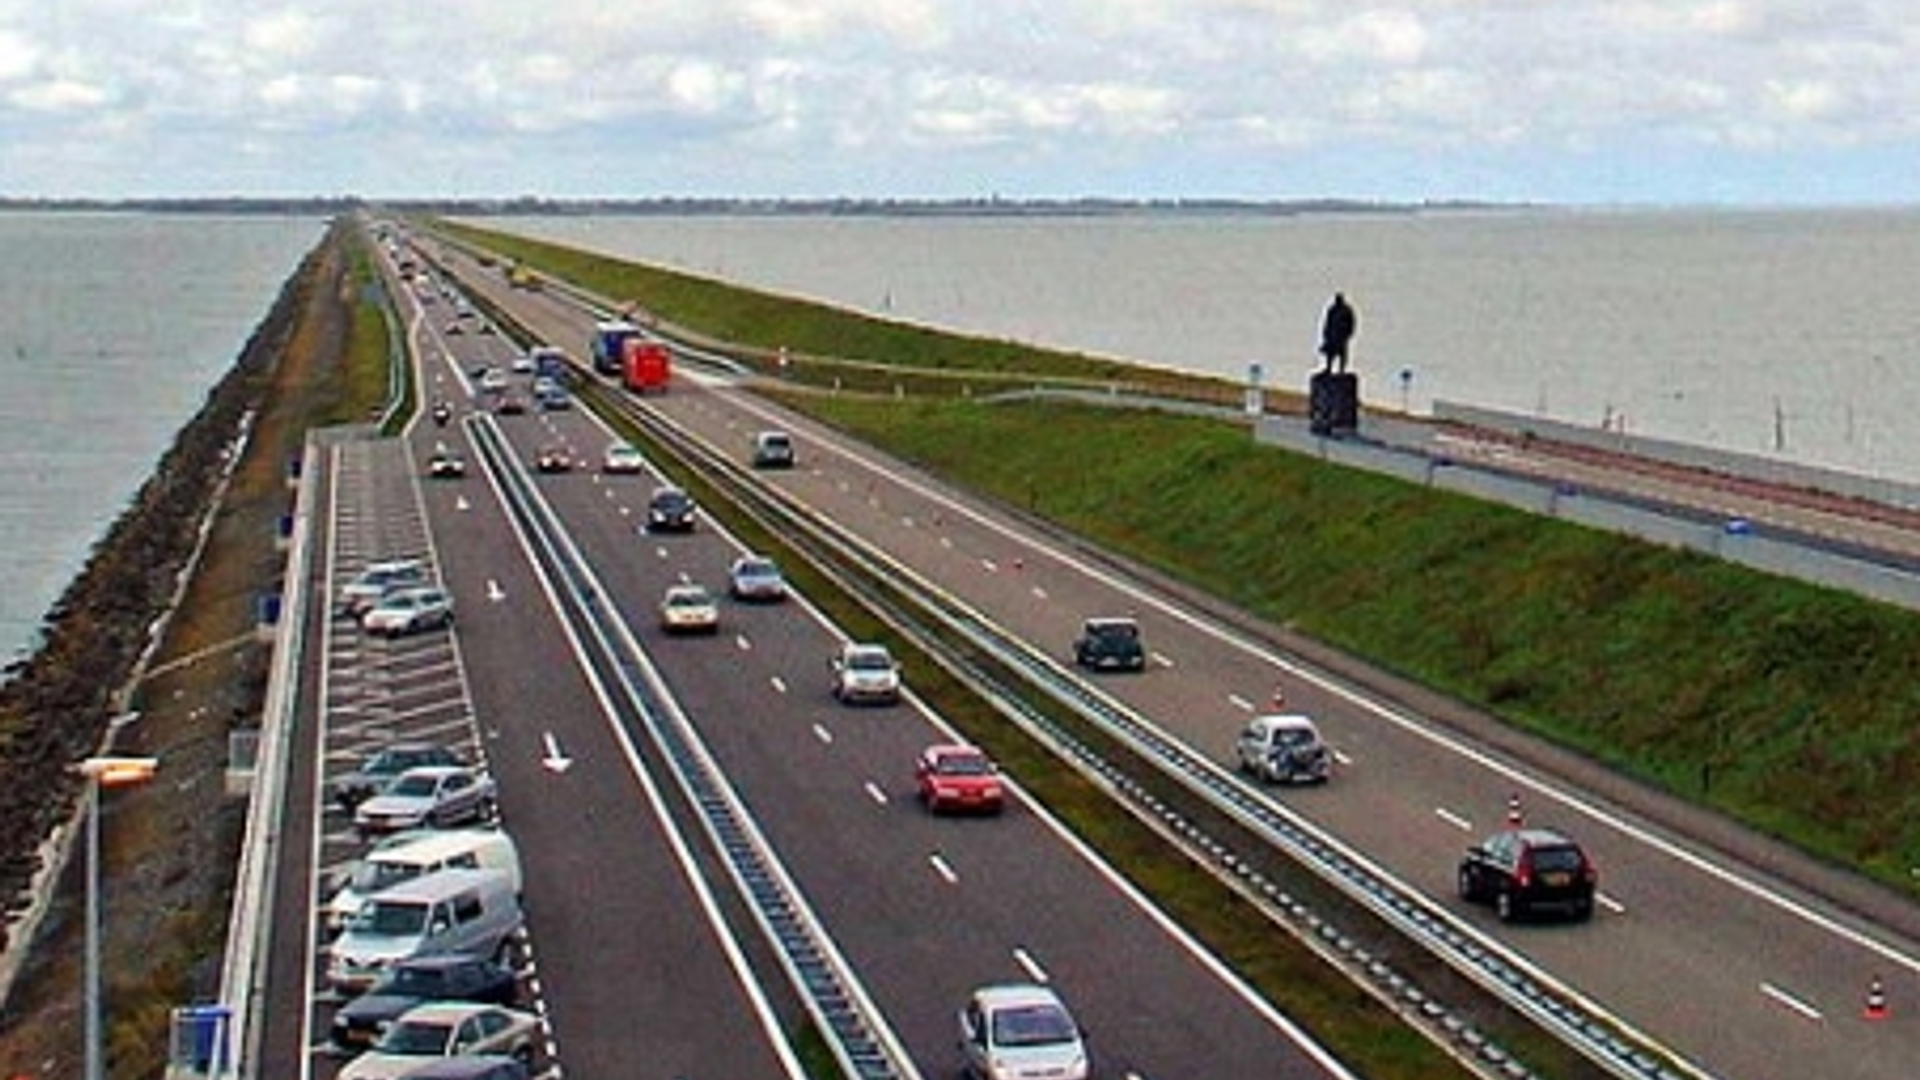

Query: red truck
[621,339,671,394]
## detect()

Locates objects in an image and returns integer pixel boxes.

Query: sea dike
[0,227,332,996]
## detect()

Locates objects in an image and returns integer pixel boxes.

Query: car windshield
[935,753,991,776]
[354,901,427,936]
[737,560,777,578]
[1091,622,1137,642]
[374,1018,453,1055]
[356,859,424,893]
[847,651,893,672]
[667,590,711,607]
[388,966,453,996]
[1530,846,1585,872]
[387,774,441,798]
[991,1004,1077,1048]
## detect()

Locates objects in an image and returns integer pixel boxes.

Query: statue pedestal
[1309,371,1359,436]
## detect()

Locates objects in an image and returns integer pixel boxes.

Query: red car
[915,745,1005,815]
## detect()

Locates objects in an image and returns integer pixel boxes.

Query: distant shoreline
[0,195,1528,217]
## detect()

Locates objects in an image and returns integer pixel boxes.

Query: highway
[257,243,1362,1079]
[429,232,1920,1080]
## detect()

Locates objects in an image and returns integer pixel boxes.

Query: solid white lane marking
[1759,982,1823,1022]
[1434,807,1474,832]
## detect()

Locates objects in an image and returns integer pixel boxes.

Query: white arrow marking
[487,580,506,603]
[540,731,573,774]
[455,495,471,512]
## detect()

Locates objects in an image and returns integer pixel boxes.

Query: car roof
[392,1000,514,1024]
[390,764,471,781]
[1251,713,1319,730]
[923,743,984,758]
[372,867,513,902]
[971,983,1067,1011]
[844,642,892,657]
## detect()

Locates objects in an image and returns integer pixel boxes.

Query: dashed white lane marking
[1434,806,1474,832]
[928,852,959,884]
[1759,982,1823,1022]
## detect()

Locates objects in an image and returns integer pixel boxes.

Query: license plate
[1541,872,1571,887]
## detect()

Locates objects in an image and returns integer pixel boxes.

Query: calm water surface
[495,210,1920,481]
[0,212,322,659]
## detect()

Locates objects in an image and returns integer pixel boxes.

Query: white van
[323,829,521,933]
[327,868,522,993]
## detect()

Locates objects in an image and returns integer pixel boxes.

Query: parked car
[324,829,522,934]
[751,429,795,468]
[330,954,522,1051]
[534,445,574,473]
[915,744,1005,814]
[339,558,430,617]
[1233,713,1332,784]
[1072,616,1145,672]
[1457,827,1599,923]
[331,742,466,812]
[658,583,720,635]
[831,642,901,705]
[958,983,1089,1080]
[645,486,698,532]
[335,1001,539,1080]
[327,869,522,993]
[601,443,644,475]
[390,1056,529,1080]
[361,586,455,638]
[354,766,496,836]
[426,446,467,480]
[727,554,787,603]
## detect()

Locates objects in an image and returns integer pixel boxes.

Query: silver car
[354,766,497,836]
[958,983,1089,1080]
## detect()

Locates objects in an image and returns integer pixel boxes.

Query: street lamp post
[78,755,158,1080]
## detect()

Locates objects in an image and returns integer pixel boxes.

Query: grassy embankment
[446,220,1920,894]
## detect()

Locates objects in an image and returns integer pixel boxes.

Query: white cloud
[0,0,1916,200]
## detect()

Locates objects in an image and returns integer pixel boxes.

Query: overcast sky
[3,1,1916,205]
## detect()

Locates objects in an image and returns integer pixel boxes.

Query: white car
[958,983,1089,1080]
[361,586,454,638]
[728,555,787,603]
[1233,713,1332,784]
[659,583,720,634]
[336,1001,539,1080]
[831,643,901,705]
[602,443,645,474]
[478,368,510,394]
[354,765,496,836]
[338,558,429,617]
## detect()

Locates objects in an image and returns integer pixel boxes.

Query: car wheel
[1495,890,1518,923]
[1572,897,1595,922]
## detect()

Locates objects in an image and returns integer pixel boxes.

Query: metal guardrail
[609,394,1710,1080]
[465,415,919,1080]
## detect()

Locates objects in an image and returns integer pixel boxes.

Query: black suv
[645,486,698,532]
[1072,617,1145,672]
[1457,827,1597,922]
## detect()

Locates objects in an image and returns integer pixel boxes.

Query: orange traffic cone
[1271,687,1288,710]
[1865,975,1889,1020]
[1505,792,1524,827]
